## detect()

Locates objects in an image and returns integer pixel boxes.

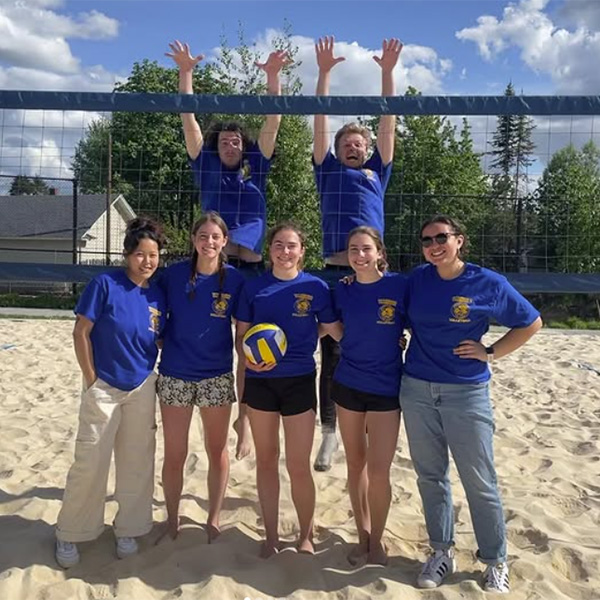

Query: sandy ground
[0,318,599,600]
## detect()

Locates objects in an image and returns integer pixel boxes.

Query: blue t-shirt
[313,148,392,257]
[75,270,166,391]
[404,263,540,384]
[159,261,245,381]
[235,271,338,378]
[190,141,270,254]
[333,273,407,397]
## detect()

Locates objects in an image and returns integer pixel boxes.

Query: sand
[0,318,599,600]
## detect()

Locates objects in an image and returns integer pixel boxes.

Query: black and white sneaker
[483,562,510,593]
[417,548,456,588]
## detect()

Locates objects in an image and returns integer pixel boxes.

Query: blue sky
[1,0,599,178]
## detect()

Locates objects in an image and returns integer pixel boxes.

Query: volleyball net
[0,91,599,293]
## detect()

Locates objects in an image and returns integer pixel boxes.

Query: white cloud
[0,1,118,74]
[0,1,120,177]
[456,0,600,94]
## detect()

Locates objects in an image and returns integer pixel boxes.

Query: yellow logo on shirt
[377,298,397,325]
[211,292,231,318]
[450,296,472,323]
[293,294,312,317]
[361,168,375,180]
[148,306,162,333]
[240,159,252,182]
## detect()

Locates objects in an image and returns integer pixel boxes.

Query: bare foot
[297,537,315,555]
[313,430,338,472]
[348,539,369,565]
[233,417,252,460]
[260,540,280,558]
[367,540,388,566]
[206,523,221,543]
[154,519,179,545]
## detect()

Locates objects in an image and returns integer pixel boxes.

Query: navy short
[332,380,400,413]
[243,371,317,417]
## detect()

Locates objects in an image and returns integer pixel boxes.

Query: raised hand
[373,38,403,72]
[315,36,345,72]
[255,50,292,76]
[166,40,204,72]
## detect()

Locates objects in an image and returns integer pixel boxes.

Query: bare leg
[337,404,370,563]
[248,407,281,557]
[366,409,400,565]
[199,404,232,542]
[159,404,193,539]
[233,402,252,461]
[282,409,317,554]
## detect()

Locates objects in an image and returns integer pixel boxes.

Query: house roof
[0,194,124,239]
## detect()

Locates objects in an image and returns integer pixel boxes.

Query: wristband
[485,345,495,363]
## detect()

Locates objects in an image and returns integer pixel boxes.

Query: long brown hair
[347,226,388,272]
[188,211,228,301]
[266,221,307,271]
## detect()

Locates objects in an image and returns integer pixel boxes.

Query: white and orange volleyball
[242,323,287,365]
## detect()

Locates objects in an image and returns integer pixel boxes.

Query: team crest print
[377,298,397,325]
[211,292,231,318]
[450,295,472,323]
[148,306,162,334]
[361,168,375,180]
[239,159,252,182]
[293,293,312,317]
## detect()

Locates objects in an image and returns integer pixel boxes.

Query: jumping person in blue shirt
[55,218,166,568]
[167,40,290,268]
[312,36,402,471]
[157,212,247,542]
[235,222,339,558]
[326,226,407,566]
[401,215,542,593]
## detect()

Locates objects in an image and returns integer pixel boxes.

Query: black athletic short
[243,371,317,417]
[332,380,400,413]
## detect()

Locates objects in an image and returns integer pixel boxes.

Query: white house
[0,194,136,265]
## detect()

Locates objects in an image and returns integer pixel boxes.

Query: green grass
[546,317,600,330]
[0,293,77,310]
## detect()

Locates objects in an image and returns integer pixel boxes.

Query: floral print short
[157,372,236,408]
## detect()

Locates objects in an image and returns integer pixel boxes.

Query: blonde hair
[334,122,372,156]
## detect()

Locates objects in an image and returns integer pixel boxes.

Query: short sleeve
[333,282,345,322]
[491,278,540,328]
[234,281,254,323]
[75,277,107,323]
[315,280,338,324]
[312,150,338,194]
[365,148,393,191]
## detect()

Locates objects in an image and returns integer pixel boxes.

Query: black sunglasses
[420,232,459,248]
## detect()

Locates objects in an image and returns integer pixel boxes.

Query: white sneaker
[116,536,138,559]
[314,430,338,472]
[483,562,510,593]
[417,548,456,588]
[55,539,80,568]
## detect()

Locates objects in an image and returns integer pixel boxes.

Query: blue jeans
[400,374,507,564]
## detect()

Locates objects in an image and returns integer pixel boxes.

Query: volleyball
[242,323,287,365]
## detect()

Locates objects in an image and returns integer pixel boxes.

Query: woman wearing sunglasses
[401,215,542,594]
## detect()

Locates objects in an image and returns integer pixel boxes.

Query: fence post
[72,177,79,296]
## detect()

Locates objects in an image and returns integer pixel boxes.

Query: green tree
[383,88,490,270]
[487,82,536,268]
[534,141,600,272]
[9,175,51,195]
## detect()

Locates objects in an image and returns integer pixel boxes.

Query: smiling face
[217,130,243,168]
[269,228,305,277]
[192,221,228,264]
[125,238,160,285]
[420,222,464,269]
[338,132,369,168]
[348,232,383,277]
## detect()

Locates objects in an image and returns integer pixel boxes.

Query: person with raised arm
[167,40,290,269]
[312,36,402,472]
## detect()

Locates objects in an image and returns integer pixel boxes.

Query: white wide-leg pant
[56,373,157,542]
